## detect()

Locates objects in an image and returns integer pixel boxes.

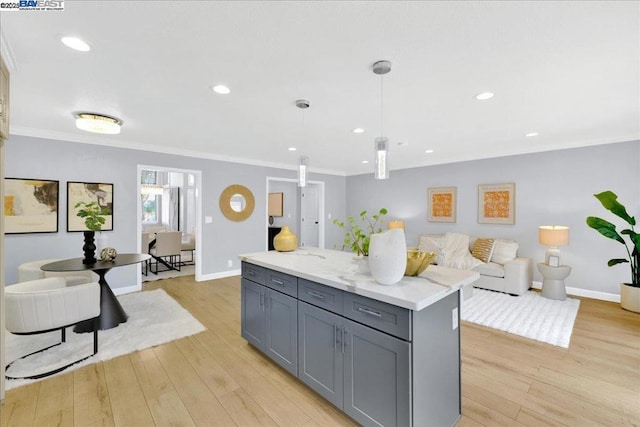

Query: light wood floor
[1,275,639,426]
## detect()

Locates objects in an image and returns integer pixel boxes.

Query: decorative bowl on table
[405,250,436,276]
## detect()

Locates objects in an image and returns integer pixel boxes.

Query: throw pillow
[471,238,495,263]
[418,234,442,264]
[491,241,519,265]
[439,233,484,270]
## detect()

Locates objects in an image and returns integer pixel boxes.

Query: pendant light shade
[372,60,391,180]
[295,99,310,187]
[298,155,309,187]
[374,137,389,180]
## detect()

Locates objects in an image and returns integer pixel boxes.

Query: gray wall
[345,140,640,296]
[4,135,347,287]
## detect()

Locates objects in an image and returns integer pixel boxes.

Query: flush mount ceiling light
[373,60,391,180]
[296,99,310,187]
[74,113,122,134]
[475,91,494,101]
[352,128,365,134]
[212,84,231,95]
[60,36,91,52]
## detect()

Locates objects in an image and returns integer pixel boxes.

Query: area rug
[461,288,580,348]
[5,288,206,390]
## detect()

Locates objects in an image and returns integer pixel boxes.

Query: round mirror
[220,184,255,221]
[230,194,246,212]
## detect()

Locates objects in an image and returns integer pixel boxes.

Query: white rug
[5,288,206,390]
[461,288,580,348]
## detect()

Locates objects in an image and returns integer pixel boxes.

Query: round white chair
[18,259,97,285]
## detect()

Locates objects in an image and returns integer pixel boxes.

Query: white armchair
[5,277,101,380]
[18,259,97,285]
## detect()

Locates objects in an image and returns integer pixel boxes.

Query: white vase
[620,283,640,313]
[368,229,407,285]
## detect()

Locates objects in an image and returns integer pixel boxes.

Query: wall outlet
[227,260,233,267]
[328,213,332,219]
[205,216,213,224]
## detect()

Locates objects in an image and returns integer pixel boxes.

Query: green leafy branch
[333,208,388,256]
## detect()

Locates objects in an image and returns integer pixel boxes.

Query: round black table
[41,253,151,333]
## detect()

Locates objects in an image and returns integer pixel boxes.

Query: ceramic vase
[621,283,640,313]
[368,228,407,285]
[82,230,97,265]
[353,255,370,274]
[274,225,298,252]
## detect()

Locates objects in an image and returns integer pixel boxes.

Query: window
[141,170,161,224]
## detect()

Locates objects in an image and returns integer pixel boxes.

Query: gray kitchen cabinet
[298,301,410,427]
[241,277,298,376]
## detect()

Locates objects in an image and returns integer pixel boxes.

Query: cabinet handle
[335,325,342,349]
[306,290,325,300]
[357,307,382,318]
[248,270,256,276]
[271,278,285,285]
[260,292,265,311]
[342,328,348,353]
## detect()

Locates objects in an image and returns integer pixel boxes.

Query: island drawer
[298,278,344,315]
[242,262,266,285]
[264,269,298,298]
[343,293,411,341]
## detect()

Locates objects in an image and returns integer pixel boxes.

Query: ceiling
[1,1,638,176]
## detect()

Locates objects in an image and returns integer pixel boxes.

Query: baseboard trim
[532,280,620,303]
[197,269,241,282]
[112,284,142,296]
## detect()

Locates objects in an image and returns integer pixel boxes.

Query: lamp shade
[538,226,569,247]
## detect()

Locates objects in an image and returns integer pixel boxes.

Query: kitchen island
[239,248,479,427]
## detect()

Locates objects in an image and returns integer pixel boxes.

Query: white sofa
[419,233,533,296]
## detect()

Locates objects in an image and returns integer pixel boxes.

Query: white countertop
[239,248,479,311]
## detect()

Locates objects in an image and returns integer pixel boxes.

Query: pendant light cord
[380,74,384,137]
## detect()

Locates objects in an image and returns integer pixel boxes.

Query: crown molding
[10,126,347,177]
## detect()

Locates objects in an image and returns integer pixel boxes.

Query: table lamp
[538,225,569,266]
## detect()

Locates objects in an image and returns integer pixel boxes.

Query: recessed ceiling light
[361,160,369,164]
[60,36,91,52]
[475,92,494,101]
[425,149,434,154]
[212,85,231,95]
[352,128,365,134]
[288,147,297,151]
[74,113,122,134]
[525,132,539,137]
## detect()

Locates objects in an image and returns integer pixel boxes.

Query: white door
[300,185,319,247]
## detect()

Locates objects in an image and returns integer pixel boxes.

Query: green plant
[586,191,639,287]
[333,208,388,256]
[75,201,110,232]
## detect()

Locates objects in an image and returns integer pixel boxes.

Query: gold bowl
[405,250,436,276]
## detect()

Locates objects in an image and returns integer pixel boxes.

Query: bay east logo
[0,0,64,11]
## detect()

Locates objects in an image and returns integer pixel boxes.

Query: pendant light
[373,60,391,180]
[296,99,310,187]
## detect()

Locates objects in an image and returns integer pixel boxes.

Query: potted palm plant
[586,191,640,312]
[75,201,110,264]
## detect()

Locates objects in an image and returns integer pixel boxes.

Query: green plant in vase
[76,201,110,264]
[586,191,640,312]
[333,208,388,256]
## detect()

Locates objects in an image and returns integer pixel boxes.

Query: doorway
[137,165,203,284]
[265,177,324,251]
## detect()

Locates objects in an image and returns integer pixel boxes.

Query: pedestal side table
[537,263,571,301]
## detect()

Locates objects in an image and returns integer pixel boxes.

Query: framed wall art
[428,186,457,223]
[4,178,59,234]
[67,181,114,231]
[478,182,515,225]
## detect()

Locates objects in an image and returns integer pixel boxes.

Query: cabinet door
[298,301,344,408]
[241,278,265,350]
[343,318,411,427]
[265,289,297,376]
